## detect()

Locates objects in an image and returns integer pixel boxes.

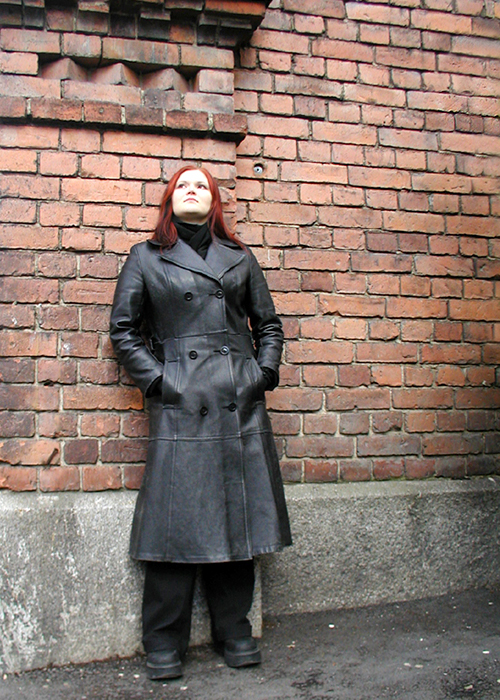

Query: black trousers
[142,559,255,656]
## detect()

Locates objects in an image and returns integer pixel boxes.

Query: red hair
[152,166,241,249]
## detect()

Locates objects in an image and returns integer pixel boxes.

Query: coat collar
[148,237,246,283]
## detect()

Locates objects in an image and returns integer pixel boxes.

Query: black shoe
[223,637,262,668]
[146,649,183,680]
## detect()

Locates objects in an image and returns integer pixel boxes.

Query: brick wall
[0,0,499,492]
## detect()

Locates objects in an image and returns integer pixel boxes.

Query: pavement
[1,587,499,700]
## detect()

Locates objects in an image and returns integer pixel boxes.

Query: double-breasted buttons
[189,350,198,359]
[184,292,193,301]
[215,289,224,299]
[200,406,208,416]
[228,403,237,412]
[220,346,229,355]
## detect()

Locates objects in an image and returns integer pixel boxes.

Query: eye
[176,182,187,188]
[197,183,208,189]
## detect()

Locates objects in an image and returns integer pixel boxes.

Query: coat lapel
[155,238,246,283]
[205,239,246,281]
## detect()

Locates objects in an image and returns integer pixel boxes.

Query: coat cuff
[145,375,162,398]
[261,366,279,391]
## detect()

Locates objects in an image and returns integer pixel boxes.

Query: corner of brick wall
[0,0,499,493]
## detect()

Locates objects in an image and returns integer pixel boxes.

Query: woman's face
[171,170,213,224]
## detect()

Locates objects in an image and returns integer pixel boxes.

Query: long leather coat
[110,236,292,563]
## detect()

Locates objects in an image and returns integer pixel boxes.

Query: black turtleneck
[173,216,212,260]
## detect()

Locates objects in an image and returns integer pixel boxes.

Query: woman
[110,166,292,680]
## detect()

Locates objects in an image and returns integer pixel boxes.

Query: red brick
[38,359,77,384]
[39,413,76,438]
[301,271,333,291]
[338,364,371,386]
[405,457,436,478]
[367,274,399,296]
[0,149,37,173]
[326,388,390,410]
[61,228,102,252]
[82,466,122,491]
[394,388,454,409]
[287,340,353,364]
[406,411,436,433]
[378,127,438,151]
[280,461,303,483]
[423,434,482,456]
[0,385,59,411]
[287,436,353,458]
[0,277,59,304]
[319,294,385,317]
[0,438,59,466]
[300,227,333,248]
[304,460,338,483]
[357,343,418,364]
[302,365,336,387]
[266,387,322,412]
[250,202,315,225]
[82,205,123,228]
[264,182,298,204]
[335,318,367,340]
[0,411,35,438]
[101,438,147,463]
[339,460,372,482]
[422,344,480,364]
[369,320,399,340]
[81,413,120,437]
[358,435,420,457]
[40,202,80,227]
[61,280,115,305]
[401,320,433,342]
[436,411,466,432]
[0,466,37,491]
[40,466,80,492]
[60,333,98,358]
[373,458,404,480]
[376,46,436,71]
[353,252,412,273]
[303,414,337,435]
[450,299,500,321]
[373,411,403,434]
[360,23,390,45]
[0,49,38,75]
[123,465,145,490]
[372,365,403,386]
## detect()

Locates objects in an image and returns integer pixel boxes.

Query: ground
[1,588,499,700]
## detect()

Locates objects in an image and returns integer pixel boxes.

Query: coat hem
[130,541,291,564]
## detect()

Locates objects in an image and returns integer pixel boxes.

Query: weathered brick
[0,466,37,491]
[40,466,80,492]
[0,412,35,438]
[82,466,122,491]
[0,438,59,466]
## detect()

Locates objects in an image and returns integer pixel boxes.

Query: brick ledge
[0,96,248,142]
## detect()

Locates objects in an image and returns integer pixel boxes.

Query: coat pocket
[244,356,266,398]
[161,361,179,406]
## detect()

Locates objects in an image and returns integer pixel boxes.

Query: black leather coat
[110,236,292,563]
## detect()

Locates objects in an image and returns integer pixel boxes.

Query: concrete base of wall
[1,478,499,673]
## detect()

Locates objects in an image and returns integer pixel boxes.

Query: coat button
[189,350,198,359]
[184,292,193,301]
[200,406,208,416]
[220,346,229,355]
[215,289,224,298]
[228,402,237,412]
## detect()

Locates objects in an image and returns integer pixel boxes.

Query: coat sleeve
[246,250,284,390]
[109,245,163,396]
